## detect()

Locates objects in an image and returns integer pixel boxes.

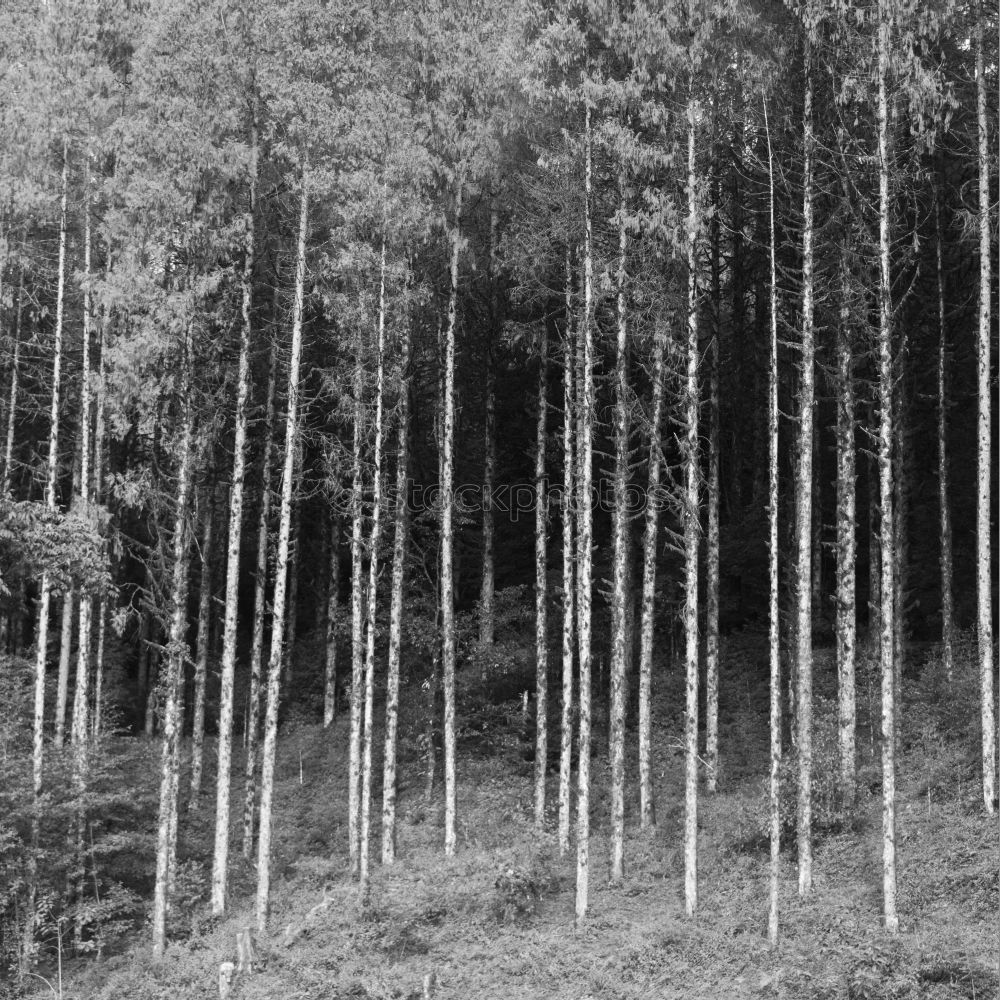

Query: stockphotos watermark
[329,479,676,521]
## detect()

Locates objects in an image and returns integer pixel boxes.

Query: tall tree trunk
[935,196,954,683]
[92,304,107,740]
[795,28,816,898]
[2,266,23,494]
[69,176,96,951]
[575,105,595,926]
[764,100,782,949]
[242,345,275,860]
[151,323,195,959]
[283,501,300,682]
[27,140,68,958]
[324,514,341,729]
[705,131,721,796]
[683,85,701,920]
[381,312,411,864]
[836,257,856,807]
[348,320,366,875]
[876,0,898,932]
[533,326,548,829]
[975,1,995,816]
[638,322,665,830]
[73,164,95,753]
[190,485,215,808]
[255,176,308,934]
[213,116,255,903]
[558,250,575,858]
[55,594,75,747]
[609,185,629,884]
[442,184,463,858]
[359,238,388,902]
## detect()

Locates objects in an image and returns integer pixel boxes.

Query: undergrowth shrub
[729,696,868,855]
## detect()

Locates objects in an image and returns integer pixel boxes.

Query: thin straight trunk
[348,321,366,875]
[381,314,411,864]
[638,323,665,830]
[533,326,548,829]
[609,184,629,884]
[975,2,995,815]
[558,250,575,857]
[151,323,195,959]
[255,176,308,934]
[283,502,299,682]
[705,132,721,795]
[836,262,856,807]
[812,420,822,619]
[242,345,275,859]
[683,85,700,920]
[92,305,107,739]
[575,106,595,926]
[69,183,96,950]
[795,28,816,898]
[212,111,255,905]
[869,451,881,644]
[764,101,782,949]
[2,267,23,494]
[935,197,954,683]
[442,184,463,858]
[876,0,898,932]
[72,165,95,755]
[359,238,388,902]
[189,487,215,808]
[55,594,75,747]
[892,382,908,744]
[30,146,68,953]
[324,515,341,729]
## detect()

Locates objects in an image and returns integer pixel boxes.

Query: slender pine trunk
[92,303,107,739]
[255,176,308,933]
[705,134,721,795]
[209,116,255,900]
[242,344,275,859]
[151,324,195,959]
[975,1,995,815]
[325,515,341,729]
[2,266,23,494]
[55,594,74,747]
[836,258,856,807]
[381,313,411,864]
[574,107,595,925]
[877,0,898,932]
[533,326,548,829]
[638,323,665,830]
[212,116,254,904]
[935,196,954,683]
[348,321,366,875]
[442,185,463,857]
[683,86,701,920]
[283,502,300,682]
[558,250,575,857]
[795,28,816,897]
[359,238,388,901]
[764,101,782,949]
[27,140,68,960]
[609,184,629,884]
[190,486,215,808]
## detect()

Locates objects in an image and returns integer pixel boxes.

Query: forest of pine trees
[0,0,997,995]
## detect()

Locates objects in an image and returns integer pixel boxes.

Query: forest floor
[52,637,1000,1000]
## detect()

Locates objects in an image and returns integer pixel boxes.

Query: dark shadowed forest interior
[0,0,998,997]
